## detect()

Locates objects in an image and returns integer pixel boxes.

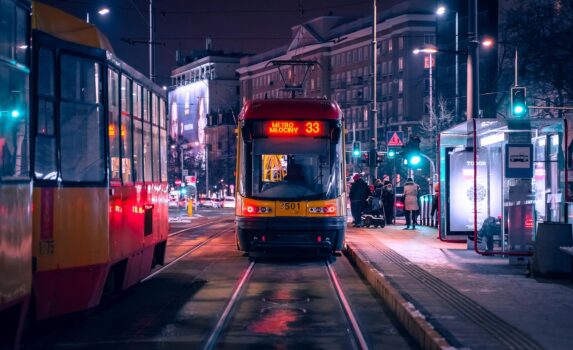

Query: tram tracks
[201,259,370,350]
[144,220,235,282]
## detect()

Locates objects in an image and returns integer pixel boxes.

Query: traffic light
[387,148,397,159]
[369,148,377,168]
[405,136,422,167]
[376,151,385,165]
[352,141,361,157]
[511,86,527,118]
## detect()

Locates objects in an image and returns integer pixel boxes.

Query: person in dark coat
[349,173,370,227]
[381,180,394,224]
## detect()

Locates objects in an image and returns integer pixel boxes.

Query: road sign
[387,131,404,147]
[182,169,189,176]
[185,175,197,184]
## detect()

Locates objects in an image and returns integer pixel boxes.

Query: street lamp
[86,6,110,23]
[436,5,459,121]
[413,45,437,132]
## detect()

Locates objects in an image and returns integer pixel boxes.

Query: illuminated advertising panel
[448,149,492,232]
[168,83,209,147]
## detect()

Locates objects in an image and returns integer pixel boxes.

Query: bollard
[187,199,193,216]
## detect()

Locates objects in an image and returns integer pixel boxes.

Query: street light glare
[436,6,446,15]
[482,38,494,48]
[98,8,110,15]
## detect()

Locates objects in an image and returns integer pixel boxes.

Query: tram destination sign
[255,120,329,137]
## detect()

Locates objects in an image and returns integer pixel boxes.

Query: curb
[345,242,452,350]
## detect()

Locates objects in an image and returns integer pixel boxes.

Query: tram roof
[32,1,115,54]
[240,99,342,121]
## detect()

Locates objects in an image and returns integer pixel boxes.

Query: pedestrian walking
[381,180,394,224]
[372,179,383,215]
[349,173,370,227]
[403,177,420,229]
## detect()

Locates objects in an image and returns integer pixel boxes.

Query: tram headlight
[244,205,273,215]
[308,205,336,215]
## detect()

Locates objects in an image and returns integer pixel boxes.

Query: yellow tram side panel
[0,184,33,305]
[32,187,110,271]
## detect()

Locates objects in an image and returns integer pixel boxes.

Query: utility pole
[370,0,378,183]
[466,0,479,119]
[149,0,153,81]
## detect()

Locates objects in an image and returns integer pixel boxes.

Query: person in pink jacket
[403,177,420,229]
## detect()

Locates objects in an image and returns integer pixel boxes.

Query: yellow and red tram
[29,3,168,320]
[0,0,32,347]
[235,99,347,254]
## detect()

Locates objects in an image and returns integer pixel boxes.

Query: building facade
[168,49,243,194]
[237,1,435,179]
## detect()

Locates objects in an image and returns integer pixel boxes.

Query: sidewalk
[345,223,573,350]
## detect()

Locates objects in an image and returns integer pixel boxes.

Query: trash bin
[532,222,573,278]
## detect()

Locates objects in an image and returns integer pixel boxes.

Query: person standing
[349,174,370,227]
[381,180,394,224]
[403,177,420,229]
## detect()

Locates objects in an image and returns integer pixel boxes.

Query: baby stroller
[361,196,386,228]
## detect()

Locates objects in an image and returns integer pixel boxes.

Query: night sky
[39,0,373,86]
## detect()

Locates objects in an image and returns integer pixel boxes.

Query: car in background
[211,198,223,208]
[394,187,404,218]
[223,196,236,208]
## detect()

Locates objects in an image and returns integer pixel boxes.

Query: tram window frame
[33,48,57,181]
[152,93,159,126]
[143,121,153,182]
[120,74,133,184]
[133,118,144,183]
[159,98,167,182]
[152,123,160,181]
[142,88,149,122]
[108,69,121,182]
[59,54,104,183]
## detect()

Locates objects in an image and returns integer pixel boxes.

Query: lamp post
[86,7,110,23]
[413,46,438,166]
[436,5,459,121]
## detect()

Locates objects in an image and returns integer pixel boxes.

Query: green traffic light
[388,150,396,158]
[352,150,360,157]
[513,105,524,115]
[11,110,20,118]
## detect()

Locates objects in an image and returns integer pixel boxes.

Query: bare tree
[419,96,457,154]
[500,0,573,116]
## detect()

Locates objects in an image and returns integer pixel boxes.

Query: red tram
[235,99,347,254]
[0,1,32,347]
[29,3,168,320]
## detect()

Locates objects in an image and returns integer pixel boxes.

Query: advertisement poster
[168,83,209,149]
[448,149,490,232]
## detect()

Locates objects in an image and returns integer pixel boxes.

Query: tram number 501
[304,122,320,134]
[280,202,301,210]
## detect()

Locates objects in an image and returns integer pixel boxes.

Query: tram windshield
[242,136,342,200]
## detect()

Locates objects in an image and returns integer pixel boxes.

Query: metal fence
[419,194,438,227]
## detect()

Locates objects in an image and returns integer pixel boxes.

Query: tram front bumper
[236,216,346,252]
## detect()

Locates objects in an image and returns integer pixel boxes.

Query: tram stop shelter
[438,118,568,261]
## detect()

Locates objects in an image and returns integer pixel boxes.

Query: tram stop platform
[345,222,573,350]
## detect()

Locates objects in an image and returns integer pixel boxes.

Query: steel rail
[326,261,370,350]
[142,227,233,282]
[202,261,256,350]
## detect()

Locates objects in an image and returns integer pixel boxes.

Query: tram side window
[160,128,167,182]
[152,94,159,125]
[143,88,149,122]
[143,122,152,181]
[152,124,160,181]
[159,98,167,182]
[0,64,29,180]
[59,56,104,182]
[133,119,144,182]
[121,75,132,183]
[35,49,57,180]
[108,70,120,181]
